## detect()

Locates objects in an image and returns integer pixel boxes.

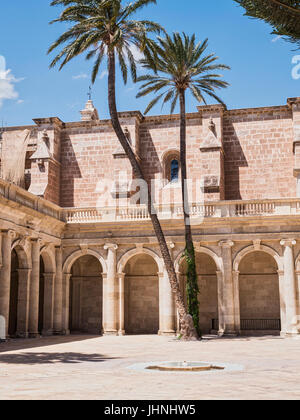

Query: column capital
[278,270,284,276]
[117,272,125,280]
[30,237,43,245]
[104,243,118,251]
[280,239,296,247]
[63,273,72,280]
[218,240,234,249]
[2,230,17,240]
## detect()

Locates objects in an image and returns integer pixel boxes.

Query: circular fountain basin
[146,361,224,372]
[127,361,244,373]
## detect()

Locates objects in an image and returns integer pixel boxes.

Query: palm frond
[137,32,230,114]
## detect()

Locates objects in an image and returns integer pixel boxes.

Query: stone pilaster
[0,232,2,268]
[232,270,241,334]
[103,244,118,335]
[28,238,42,338]
[16,268,31,338]
[118,273,125,336]
[42,273,55,336]
[280,239,299,336]
[158,269,176,336]
[218,240,237,336]
[62,273,71,335]
[53,246,63,334]
[278,270,287,335]
[0,230,16,338]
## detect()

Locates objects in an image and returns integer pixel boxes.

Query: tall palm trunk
[179,89,201,337]
[107,50,195,339]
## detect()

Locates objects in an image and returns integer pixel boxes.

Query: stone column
[158,269,176,336]
[42,273,55,336]
[216,270,225,334]
[62,273,71,335]
[218,240,237,336]
[16,268,31,338]
[0,230,15,338]
[118,273,125,336]
[280,240,299,336]
[0,232,3,268]
[28,238,42,338]
[103,244,118,335]
[53,246,63,334]
[278,270,287,335]
[232,270,241,334]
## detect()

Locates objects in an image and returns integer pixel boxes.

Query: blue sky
[0,0,299,127]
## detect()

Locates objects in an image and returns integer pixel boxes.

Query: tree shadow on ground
[0,335,102,354]
[0,352,117,365]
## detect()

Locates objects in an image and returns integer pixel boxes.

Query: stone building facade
[0,96,300,339]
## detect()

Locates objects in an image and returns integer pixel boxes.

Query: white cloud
[126,86,135,93]
[129,45,144,62]
[272,35,282,43]
[72,73,88,80]
[0,55,22,107]
[99,70,108,80]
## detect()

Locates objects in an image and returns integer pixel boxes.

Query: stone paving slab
[0,335,299,400]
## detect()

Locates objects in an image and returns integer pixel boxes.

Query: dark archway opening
[69,255,103,334]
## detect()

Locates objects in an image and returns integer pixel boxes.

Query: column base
[118,330,126,336]
[158,330,176,337]
[28,332,41,339]
[16,332,29,339]
[42,329,54,337]
[53,330,65,336]
[282,331,300,338]
[103,330,118,336]
[218,330,239,337]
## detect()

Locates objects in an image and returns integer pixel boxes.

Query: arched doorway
[239,251,281,334]
[124,254,159,334]
[69,255,103,334]
[179,252,218,334]
[8,250,19,337]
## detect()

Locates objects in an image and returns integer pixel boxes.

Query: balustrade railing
[1,178,300,225]
[64,198,300,224]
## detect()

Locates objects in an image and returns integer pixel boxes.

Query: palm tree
[48,0,197,339]
[234,0,300,49]
[137,33,230,335]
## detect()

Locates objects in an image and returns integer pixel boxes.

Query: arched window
[162,150,180,185]
[170,159,179,183]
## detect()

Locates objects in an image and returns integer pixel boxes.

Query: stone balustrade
[64,198,300,224]
[2,178,300,225]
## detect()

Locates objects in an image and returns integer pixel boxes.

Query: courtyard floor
[0,334,299,400]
